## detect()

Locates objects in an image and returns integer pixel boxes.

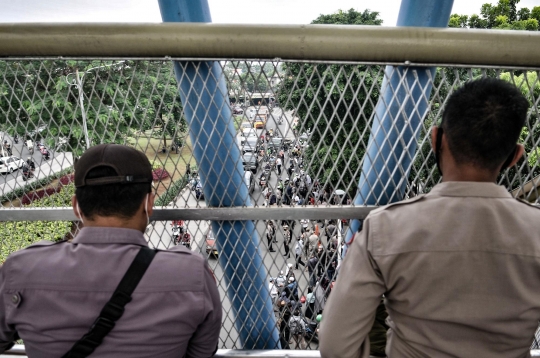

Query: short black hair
[76,166,150,220]
[441,78,529,171]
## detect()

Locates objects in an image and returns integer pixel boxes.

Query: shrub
[0,183,76,263]
[155,173,189,206]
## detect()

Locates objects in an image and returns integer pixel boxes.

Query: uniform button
[11,295,19,304]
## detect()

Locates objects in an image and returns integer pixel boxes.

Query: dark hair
[441,78,529,171]
[76,166,150,220]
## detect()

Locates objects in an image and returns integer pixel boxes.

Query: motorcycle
[171,225,181,243]
[21,165,34,181]
[39,146,50,160]
[13,135,19,144]
[268,155,276,168]
[195,186,204,200]
[3,143,12,156]
[174,230,191,249]
[262,164,272,180]
[180,232,191,249]
[259,174,267,189]
[277,115,283,125]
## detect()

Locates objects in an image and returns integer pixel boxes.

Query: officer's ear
[503,144,524,169]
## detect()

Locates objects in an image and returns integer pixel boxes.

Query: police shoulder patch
[369,194,426,216]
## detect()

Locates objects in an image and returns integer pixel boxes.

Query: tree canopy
[0,60,185,154]
[277,9,383,195]
[449,0,540,30]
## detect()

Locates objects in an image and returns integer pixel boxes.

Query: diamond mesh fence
[0,58,539,349]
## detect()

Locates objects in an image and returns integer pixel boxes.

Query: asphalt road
[0,134,55,183]
[145,107,325,349]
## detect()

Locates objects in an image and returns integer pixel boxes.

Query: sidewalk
[0,152,74,197]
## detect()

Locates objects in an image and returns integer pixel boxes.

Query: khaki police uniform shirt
[320,182,540,358]
[0,227,222,358]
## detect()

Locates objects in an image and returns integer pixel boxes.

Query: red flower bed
[59,173,75,185]
[152,168,170,181]
[22,186,62,206]
[21,173,75,206]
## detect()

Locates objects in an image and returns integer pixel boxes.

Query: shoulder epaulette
[514,197,540,210]
[369,194,426,216]
[24,239,68,250]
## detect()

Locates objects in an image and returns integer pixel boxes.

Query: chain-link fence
[1,57,540,350]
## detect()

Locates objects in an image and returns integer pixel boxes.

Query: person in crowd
[269,278,279,304]
[284,262,295,281]
[276,156,282,176]
[0,144,222,357]
[304,286,316,321]
[283,226,291,259]
[277,299,292,349]
[307,253,319,288]
[288,308,308,349]
[294,236,305,270]
[306,230,319,256]
[276,270,286,288]
[26,156,36,170]
[325,220,337,239]
[320,78,539,358]
[316,246,327,277]
[266,220,276,252]
[284,276,299,301]
[300,218,309,234]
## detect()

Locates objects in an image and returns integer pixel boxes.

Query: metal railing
[0,24,539,354]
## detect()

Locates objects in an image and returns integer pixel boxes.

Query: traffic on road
[158,103,347,349]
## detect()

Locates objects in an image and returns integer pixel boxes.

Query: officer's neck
[83,215,146,233]
[441,156,498,183]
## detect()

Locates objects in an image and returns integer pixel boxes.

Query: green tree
[311,8,383,25]
[277,9,383,194]
[0,60,186,154]
[449,0,539,30]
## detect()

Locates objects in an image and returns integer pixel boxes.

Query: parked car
[242,152,259,174]
[204,228,219,258]
[0,156,25,174]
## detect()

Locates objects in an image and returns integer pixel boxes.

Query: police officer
[0,144,222,357]
[321,78,540,358]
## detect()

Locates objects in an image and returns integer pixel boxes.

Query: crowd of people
[268,218,342,349]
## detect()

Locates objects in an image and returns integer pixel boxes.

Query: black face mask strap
[435,127,444,176]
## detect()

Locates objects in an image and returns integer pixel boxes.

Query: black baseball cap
[75,144,152,188]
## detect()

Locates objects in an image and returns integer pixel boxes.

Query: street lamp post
[66,61,125,150]
[74,70,90,149]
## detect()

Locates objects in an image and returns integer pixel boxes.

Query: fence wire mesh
[0,58,539,349]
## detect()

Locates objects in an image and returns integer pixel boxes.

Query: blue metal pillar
[157,0,280,349]
[345,0,454,247]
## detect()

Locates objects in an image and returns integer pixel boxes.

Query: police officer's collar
[429,182,512,198]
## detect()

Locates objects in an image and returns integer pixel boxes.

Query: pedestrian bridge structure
[0,23,539,356]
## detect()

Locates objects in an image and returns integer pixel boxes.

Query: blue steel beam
[157,0,280,349]
[345,0,454,246]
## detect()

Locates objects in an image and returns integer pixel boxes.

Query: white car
[0,156,25,174]
[241,129,258,138]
